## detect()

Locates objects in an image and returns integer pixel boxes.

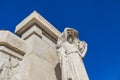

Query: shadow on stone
[55,63,61,80]
[68,78,72,80]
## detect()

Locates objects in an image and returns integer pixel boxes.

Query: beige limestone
[57,28,89,80]
[0,11,89,80]
[0,31,24,80]
[15,11,61,41]
[14,11,61,80]
[22,24,42,40]
[0,30,25,59]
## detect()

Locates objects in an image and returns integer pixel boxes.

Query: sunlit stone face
[67,35,74,44]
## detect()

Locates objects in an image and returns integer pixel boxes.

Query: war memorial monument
[0,11,89,80]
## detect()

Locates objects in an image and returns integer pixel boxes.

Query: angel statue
[56,28,89,80]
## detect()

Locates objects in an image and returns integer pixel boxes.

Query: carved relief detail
[0,55,19,80]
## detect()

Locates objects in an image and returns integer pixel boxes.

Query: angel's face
[67,35,74,44]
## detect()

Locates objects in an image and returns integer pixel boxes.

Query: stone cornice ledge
[15,11,61,41]
[0,30,25,56]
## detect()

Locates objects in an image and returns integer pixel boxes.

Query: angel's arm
[74,39,88,58]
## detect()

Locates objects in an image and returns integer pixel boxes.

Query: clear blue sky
[0,0,120,80]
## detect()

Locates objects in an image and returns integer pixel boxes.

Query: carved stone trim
[22,24,42,40]
[0,46,23,60]
[21,23,57,43]
[0,31,25,54]
[42,30,57,44]
[15,11,61,41]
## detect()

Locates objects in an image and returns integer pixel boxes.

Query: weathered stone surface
[0,30,25,59]
[0,11,89,80]
[0,31,24,80]
[15,11,61,42]
[13,11,61,80]
[57,28,89,80]
[22,24,42,40]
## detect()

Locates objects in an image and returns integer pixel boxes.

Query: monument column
[14,11,61,80]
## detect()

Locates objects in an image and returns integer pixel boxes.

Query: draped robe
[58,41,89,80]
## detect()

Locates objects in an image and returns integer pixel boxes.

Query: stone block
[0,30,25,59]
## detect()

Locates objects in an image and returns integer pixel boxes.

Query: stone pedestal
[0,11,61,80]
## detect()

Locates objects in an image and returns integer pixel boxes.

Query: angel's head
[57,27,79,45]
